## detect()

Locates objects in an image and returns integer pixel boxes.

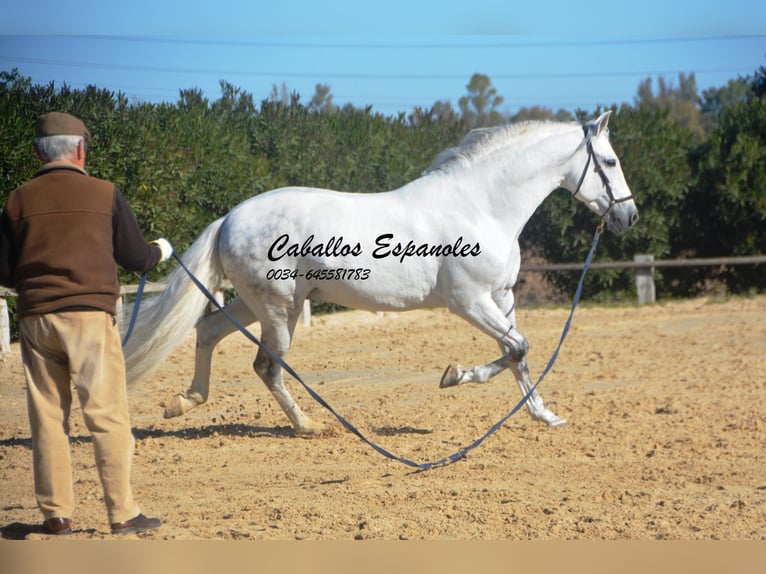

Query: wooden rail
[520,254,766,306]
[2,254,764,354]
[519,254,766,272]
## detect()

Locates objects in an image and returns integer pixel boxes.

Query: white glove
[151,238,173,263]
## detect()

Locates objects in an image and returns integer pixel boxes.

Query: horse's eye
[605,158,617,168]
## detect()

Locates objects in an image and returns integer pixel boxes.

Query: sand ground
[1,295,764,540]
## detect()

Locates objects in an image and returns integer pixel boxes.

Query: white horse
[122,111,637,435]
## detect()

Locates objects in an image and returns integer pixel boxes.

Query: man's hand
[150,238,173,263]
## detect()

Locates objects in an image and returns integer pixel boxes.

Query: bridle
[572,125,634,226]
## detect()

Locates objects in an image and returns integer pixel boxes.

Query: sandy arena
[1,295,764,540]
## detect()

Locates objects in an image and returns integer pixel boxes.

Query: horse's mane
[424,120,579,175]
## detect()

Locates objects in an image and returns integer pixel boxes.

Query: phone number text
[266,268,371,281]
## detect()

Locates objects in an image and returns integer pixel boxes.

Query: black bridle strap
[572,145,592,198]
[572,128,633,221]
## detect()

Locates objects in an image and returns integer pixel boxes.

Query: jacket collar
[35,161,88,177]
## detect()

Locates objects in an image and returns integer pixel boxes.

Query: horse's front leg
[508,355,567,427]
[164,296,255,418]
[440,295,566,427]
[439,335,566,427]
[438,322,526,388]
[439,355,511,387]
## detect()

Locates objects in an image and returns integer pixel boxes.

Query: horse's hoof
[163,393,195,419]
[439,365,459,388]
[545,416,569,428]
[530,408,567,428]
[295,420,329,437]
[545,414,568,428]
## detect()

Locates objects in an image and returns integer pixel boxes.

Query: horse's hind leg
[253,304,327,436]
[164,296,255,418]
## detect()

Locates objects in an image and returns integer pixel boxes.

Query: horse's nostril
[630,212,639,226]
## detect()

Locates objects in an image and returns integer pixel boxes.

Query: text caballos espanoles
[267,233,481,263]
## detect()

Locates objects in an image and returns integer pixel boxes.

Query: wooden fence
[2,254,764,354]
[520,254,766,305]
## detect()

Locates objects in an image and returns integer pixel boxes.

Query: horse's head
[567,111,638,234]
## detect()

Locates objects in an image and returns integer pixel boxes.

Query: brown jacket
[0,164,162,316]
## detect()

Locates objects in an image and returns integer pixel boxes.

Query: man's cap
[35,112,91,143]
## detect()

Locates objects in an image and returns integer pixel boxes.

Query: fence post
[0,297,10,354]
[634,254,656,304]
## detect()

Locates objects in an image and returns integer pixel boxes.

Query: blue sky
[1,1,765,118]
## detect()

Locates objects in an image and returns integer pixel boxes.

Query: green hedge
[2,69,764,342]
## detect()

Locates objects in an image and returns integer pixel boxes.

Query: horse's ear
[594,110,612,134]
[583,110,612,138]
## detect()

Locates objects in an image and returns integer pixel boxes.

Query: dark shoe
[43,517,73,535]
[110,513,161,535]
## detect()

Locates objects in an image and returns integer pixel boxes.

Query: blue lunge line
[121,272,147,347]
[165,226,601,470]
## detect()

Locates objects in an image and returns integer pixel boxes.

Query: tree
[0,70,40,193]
[750,65,766,98]
[415,100,460,125]
[700,78,752,135]
[458,73,506,128]
[510,106,574,123]
[635,73,705,138]
[308,83,336,113]
[675,76,766,294]
[177,87,208,111]
[3,64,765,314]
[269,82,292,105]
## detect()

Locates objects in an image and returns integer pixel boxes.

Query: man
[0,112,173,536]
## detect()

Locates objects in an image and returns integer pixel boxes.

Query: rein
[123,127,611,469]
[156,223,602,471]
[121,272,147,346]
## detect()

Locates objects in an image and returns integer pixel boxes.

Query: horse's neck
[426,128,578,231]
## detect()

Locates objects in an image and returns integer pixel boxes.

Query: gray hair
[34,135,84,162]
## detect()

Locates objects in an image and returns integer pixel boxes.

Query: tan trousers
[20,311,141,525]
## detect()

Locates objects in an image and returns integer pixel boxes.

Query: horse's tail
[121,216,226,386]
